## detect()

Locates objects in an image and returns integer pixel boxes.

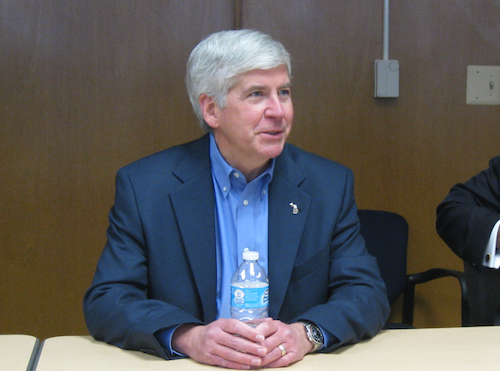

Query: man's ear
[199,94,220,129]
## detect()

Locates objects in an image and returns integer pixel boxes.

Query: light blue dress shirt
[210,133,274,319]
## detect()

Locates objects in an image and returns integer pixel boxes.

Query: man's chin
[261,145,285,160]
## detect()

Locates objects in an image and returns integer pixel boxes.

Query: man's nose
[265,94,286,118]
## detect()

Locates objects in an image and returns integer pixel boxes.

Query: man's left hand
[253,320,313,368]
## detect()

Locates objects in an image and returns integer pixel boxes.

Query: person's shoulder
[488,155,500,168]
[123,135,209,175]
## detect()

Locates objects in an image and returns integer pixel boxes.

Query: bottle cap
[242,250,259,261]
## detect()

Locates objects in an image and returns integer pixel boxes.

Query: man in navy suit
[437,156,500,325]
[84,29,389,369]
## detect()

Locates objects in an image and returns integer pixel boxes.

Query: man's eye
[279,89,291,97]
[249,91,264,97]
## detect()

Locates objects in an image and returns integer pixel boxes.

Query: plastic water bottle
[231,249,269,323]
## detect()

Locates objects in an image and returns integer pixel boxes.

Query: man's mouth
[260,129,284,135]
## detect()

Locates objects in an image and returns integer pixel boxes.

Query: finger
[261,345,304,368]
[221,319,266,343]
[204,353,259,370]
[263,353,296,368]
[220,333,268,357]
[258,343,284,367]
[210,345,264,369]
[190,336,264,369]
[253,319,280,338]
[256,321,288,350]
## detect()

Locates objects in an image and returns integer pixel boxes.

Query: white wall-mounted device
[374,59,399,98]
[466,65,500,105]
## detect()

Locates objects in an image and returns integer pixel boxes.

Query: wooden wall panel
[242,0,500,327]
[0,0,233,339]
[1,0,500,340]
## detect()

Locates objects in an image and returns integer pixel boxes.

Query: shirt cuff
[155,325,187,359]
[317,324,337,351]
[484,220,500,269]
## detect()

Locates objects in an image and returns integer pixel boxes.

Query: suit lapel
[268,149,311,318]
[170,135,218,323]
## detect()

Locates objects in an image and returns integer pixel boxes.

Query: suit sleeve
[83,167,203,360]
[294,167,390,351]
[436,156,500,267]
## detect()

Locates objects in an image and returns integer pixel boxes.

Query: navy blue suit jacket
[83,134,389,359]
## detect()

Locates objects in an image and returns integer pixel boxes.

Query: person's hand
[253,319,314,368]
[171,318,269,369]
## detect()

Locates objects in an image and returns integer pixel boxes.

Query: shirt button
[243,200,249,206]
[262,190,266,195]
[233,172,240,178]
[223,187,227,192]
[485,253,491,263]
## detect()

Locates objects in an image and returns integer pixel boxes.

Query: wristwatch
[298,321,324,352]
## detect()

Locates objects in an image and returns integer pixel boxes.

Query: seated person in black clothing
[437,156,500,325]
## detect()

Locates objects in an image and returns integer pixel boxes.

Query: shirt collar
[209,132,275,198]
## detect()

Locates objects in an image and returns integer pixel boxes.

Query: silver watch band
[298,321,324,352]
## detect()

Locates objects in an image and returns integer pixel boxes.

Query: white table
[34,327,500,370]
[0,334,40,371]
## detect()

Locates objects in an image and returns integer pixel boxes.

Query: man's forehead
[234,66,291,88]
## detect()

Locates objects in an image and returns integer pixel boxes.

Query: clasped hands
[172,318,314,369]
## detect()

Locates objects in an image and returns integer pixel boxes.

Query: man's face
[205,65,293,179]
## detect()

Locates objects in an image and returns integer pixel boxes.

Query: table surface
[0,334,40,371]
[34,326,500,371]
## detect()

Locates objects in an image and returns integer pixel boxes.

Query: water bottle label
[231,285,269,308]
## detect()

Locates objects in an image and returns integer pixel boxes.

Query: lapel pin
[289,202,299,215]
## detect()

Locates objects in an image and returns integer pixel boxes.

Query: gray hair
[186,29,292,132]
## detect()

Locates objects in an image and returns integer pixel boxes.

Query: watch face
[311,325,324,343]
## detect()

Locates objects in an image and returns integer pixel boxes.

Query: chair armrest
[402,268,469,327]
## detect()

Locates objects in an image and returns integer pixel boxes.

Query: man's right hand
[171,319,270,369]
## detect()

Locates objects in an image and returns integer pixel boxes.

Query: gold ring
[278,344,286,357]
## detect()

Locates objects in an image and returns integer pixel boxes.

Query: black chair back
[358,209,409,303]
[358,209,469,327]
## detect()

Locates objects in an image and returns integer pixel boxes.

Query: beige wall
[1,0,499,339]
